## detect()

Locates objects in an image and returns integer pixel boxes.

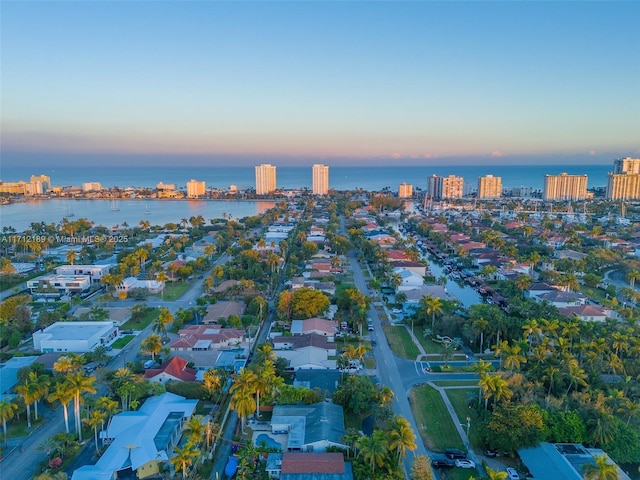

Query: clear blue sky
[1,1,639,167]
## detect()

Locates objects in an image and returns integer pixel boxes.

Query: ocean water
[0,163,613,232]
[2,164,612,191]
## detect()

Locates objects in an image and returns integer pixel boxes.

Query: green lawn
[446,388,483,449]
[436,469,478,480]
[408,384,464,451]
[432,380,479,387]
[415,333,446,354]
[121,307,158,330]
[382,324,420,360]
[111,335,135,349]
[158,281,191,301]
[364,357,376,369]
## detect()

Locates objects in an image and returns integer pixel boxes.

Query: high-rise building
[312,164,329,195]
[255,164,277,195]
[398,183,413,198]
[477,174,502,199]
[614,157,640,175]
[543,173,587,201]
[426,175,464,199]
[606,172,640,200]
[30,174,51,192]
[186,179,206,198]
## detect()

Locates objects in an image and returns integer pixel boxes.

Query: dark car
[484,448,498,458]
[445,448,467,459]
[431,460,454,469]
[371,339,377,346]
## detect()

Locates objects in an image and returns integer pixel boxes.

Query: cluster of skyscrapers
[412,157,640,201]
[254,163,329,195]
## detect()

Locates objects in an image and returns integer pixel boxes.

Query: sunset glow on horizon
[2,1,639,166]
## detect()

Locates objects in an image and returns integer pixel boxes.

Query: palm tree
[522,318,542,346]
[441,342,455,368]
[230,368,257,433]
[66,249,76,265]
[627,269,640,288]
[184,415,205,445]
[503,343,527,373]
[140,333,163,361]
[388,416,417,460]
[357,430,388,475]
[67,371,96,441]
[153,308,173,340]
[15,373,41,428]
[202,368,224,401]
[422,295,443,331]
[378,386,394,409]
[171,442,199,479]
[582,454,620,480]
[48,381,74,434]
[84,409,106,455]
[485,466,508,480]
[0,399,18,446]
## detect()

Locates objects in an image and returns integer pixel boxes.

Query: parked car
[445,448,467,459]
[506,468,520,480]
[431,460,454,469]
[484,448,498,458]
[455,459,476,469]
[391,308,402,314]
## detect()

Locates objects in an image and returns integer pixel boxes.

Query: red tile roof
[143,356,196,382]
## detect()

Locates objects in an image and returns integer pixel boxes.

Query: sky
[1,1,639,167]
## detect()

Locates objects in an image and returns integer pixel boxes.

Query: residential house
[33,322,117,353]
[536,290,587,308]
[267,452,353,480]
[272,334,337,370]
[270,402,346,452]
[116,277,163,295]
[290,318,338,341]
[202,301,245,324]
[518,443,630,480]
[143,356,197,384]
[72,393,198,480]
[558,305,610,323]
[393,268,424,292]
[168,325,245,351]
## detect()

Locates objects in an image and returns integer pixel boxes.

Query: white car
[506,468,520,480]
[391,308,402,314]
[455,459,476,469]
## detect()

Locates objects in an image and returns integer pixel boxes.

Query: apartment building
[186,179,206,198]
[614,157,640,175]
[427,175,464,199]
[606,172,640,200]
[543,173,588,201]
[477,174,502,199]
[312,164,329,195]
[398,183,413,198]
[255,163,277,195]
[30,175,51,192]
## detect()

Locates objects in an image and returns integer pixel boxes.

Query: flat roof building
[312,164,329,195]
[33,321,117,353]
[613,157,640,174]
[398,183,413,198]
[186,179,206,198]
[427,175,464,199]
[256,164,277,195]
[27,273,92,295]
[606,172,640,200]
[478,174,502,199]
[543,173,588,201]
